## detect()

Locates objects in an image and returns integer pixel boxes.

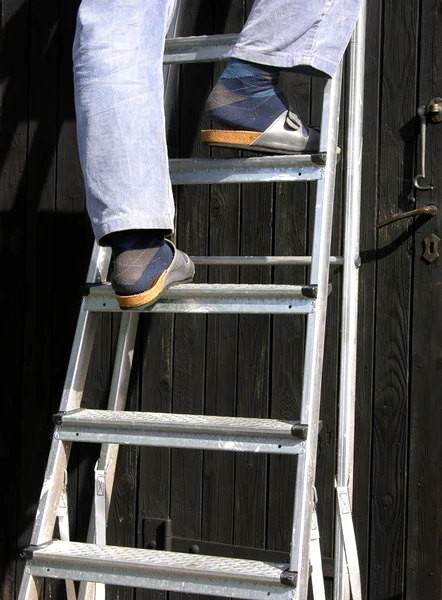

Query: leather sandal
[201,110,320,155]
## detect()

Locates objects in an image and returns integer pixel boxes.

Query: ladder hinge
[280,569,298,588]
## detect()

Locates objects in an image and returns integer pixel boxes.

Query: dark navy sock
[206,58,289,132]
[110,230,173,296]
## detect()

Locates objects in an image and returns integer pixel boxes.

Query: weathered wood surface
[0,1,440,599]
[406,0,442,598]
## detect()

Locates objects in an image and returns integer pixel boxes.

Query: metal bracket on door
[414,98,441,191]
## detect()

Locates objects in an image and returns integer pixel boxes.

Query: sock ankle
[206,58,288,132]
[110,229,173,296]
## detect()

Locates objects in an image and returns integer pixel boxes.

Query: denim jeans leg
[231,0,363,76]
[73,0,178,243]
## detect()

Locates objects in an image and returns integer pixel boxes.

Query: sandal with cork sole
[115,240,195,310]
[202,110,321,155]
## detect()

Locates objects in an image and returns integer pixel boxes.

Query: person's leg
[73,0,194,308]
[204,0,362,153]
[232,0,363,76]
[73,0,178,243]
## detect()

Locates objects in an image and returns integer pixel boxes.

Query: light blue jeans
[73,0,362,243]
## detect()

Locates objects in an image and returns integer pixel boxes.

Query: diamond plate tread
[55,410,305,454]
[30,541,286,579]
[57,409,299,437]
[164,34,238,64]
[26,541,290,598]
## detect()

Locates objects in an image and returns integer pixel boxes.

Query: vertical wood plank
[369,0,418,596]
[136,313,174,600]
[0,0,29,597]
[170,4,212,600]
[53,0,88,556]
[406,0,442,596]
[14,1,60,596]
[233,0,273,555]
[200,0,242,558]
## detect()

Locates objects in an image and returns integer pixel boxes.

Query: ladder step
[53,410,307,454]
[164,34,238,64]
[25,541,295,600]
[169,155,325,185]
[191,255,344,265]
[83,283,317,314]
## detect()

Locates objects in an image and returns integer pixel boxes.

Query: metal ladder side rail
[19,244,111,600]
[288,64,344,599]
[334,3,367,600]
[75,312,139,600]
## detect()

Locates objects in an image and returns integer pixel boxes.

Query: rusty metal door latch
[414,97,441,191]
[376,204,438,229]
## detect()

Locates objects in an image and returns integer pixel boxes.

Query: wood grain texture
[15,1,61,598]
[200,0,243,558]
[53,0,87,558]
[0,0,29,597]
[137,313,174,600]
[169,4,212,600]
[369,0,418,596]
[405,0,442,597]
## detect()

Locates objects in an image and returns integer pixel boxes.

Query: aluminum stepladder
[19,3,366,599]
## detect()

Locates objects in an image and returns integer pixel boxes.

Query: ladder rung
[53,409,307,455]
[25,541,294,600]
[83,283,317,314]
[191,256,344,265]
[169,155,325,185]
[164,34,238,64]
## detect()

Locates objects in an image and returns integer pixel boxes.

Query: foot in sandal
[202,58,319,154]
[110,230,195,309]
